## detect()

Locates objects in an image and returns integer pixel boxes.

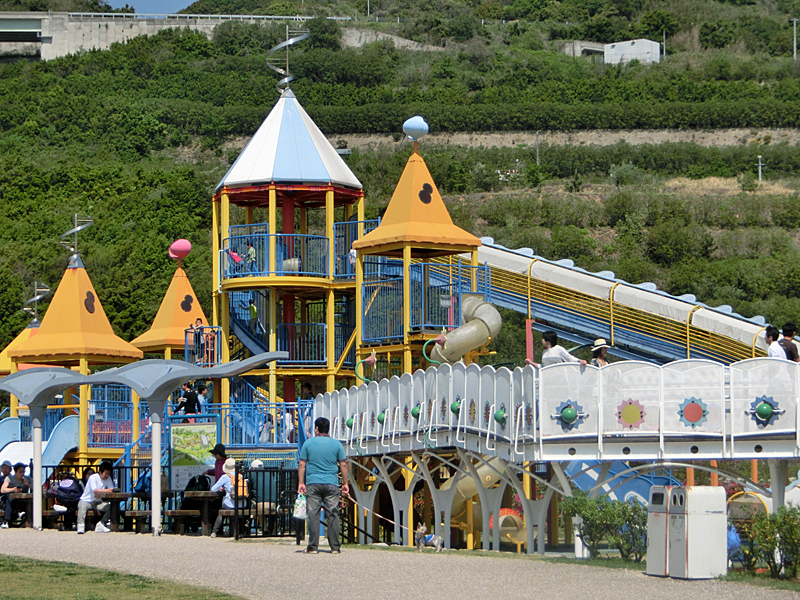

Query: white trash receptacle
[668,486,727,579]
[646,486,672,576]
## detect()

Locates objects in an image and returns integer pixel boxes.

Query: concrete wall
[604,38,661,65]
[0,12,441,61]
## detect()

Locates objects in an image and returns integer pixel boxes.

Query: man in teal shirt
[298,417,349,554]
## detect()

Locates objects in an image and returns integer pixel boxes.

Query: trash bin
[646,486,673,576]
[667,486,727,579]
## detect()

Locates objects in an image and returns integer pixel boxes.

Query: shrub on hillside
[752,506,800,579]
[645,221,715,266]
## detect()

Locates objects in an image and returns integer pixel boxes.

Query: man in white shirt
[766,326,787,360]
[528,330,587,368]
[77,460,115,534]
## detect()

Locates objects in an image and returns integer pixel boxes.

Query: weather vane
[266,24,310,92]
[59,213,93,256]
[23,281,50,323]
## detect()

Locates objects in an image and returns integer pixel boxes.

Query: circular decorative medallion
[469,399,476,423]
[440,396,447,419]
[553,400,587,432]
[370,411,375,428]
[748,395,783,428]
[678,397,708,429]
[484,401,491,425]
[525,404,533,428]
[403,405,409,425]
[616,399,646,429]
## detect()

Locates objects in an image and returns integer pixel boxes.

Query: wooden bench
[41,510,63,530]
[216,509,250,538]
[163,509,200,534]
[124,510,151,534]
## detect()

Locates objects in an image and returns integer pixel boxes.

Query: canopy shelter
[0,320,40,376]
[352,149,481,258]
[214,88,362,208]
[0,352,287,535]
[131,267,207,356]
[7,254,142,458]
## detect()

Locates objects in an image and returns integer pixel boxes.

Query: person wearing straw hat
[591,339,611,367]
[298,417,348,554]
[210,458,248,538]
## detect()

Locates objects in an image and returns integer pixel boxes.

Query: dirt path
[324,128,800,150]
[1,528,797,600]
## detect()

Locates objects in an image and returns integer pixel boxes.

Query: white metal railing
[316,358,800,462]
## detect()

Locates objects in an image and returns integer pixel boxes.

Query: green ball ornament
[411,405,421,419]
[377,412,385,425]
[561,406,578,424]
[450,401,461,415]
[494,408,506,425]
[345,417,354,429]
[755,402,774,421]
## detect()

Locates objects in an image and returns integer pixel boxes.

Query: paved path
[0,529,797,600]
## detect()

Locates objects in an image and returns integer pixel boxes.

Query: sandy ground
[1,528,798,600]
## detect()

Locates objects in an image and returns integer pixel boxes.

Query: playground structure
[0,80,792,546]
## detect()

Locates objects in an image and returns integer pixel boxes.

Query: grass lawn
[0,555,247,600]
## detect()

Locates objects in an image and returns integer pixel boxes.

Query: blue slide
[0,416,79,478]
[566,460,681,503]
[0,417,21,451]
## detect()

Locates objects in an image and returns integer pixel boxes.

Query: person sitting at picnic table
[1,462,30,528]
[210,458,249,538]
[205,443,227,482]
[76,460,115,534]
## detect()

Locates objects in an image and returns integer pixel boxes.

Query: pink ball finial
[169,239,192,260]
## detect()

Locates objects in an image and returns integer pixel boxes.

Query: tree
[306,16,342,51]
[700,21,737,49]
[640,11,679,39]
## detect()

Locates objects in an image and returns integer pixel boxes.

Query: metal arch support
[346,458,385,545]
[584,461,771,500]
[410,452,467,549]
[373,455,420,546]
[503,463,550,554]
[455,448,509,551]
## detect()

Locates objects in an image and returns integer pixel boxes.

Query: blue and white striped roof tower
[216,89,362,192]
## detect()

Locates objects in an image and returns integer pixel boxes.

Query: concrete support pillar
[373,457,418,546]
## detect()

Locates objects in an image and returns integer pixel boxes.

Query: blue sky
[107,0,194,14]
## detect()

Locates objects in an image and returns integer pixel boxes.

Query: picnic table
[94,490,136,532]
[181,490,223,535]
[8,492,32,528]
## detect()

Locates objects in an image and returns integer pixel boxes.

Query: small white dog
[415,523,443,553]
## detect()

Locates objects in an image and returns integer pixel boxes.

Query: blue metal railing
[334,219,380,278]
[221,233,328,278]
[335,323,356,367]
[277,323,327,364]
[203,400,313,448]
[362,278,404,342]
[88,399,135,447]
[184,325,222,366]
[361,263,491,343]
[19,408,67,442]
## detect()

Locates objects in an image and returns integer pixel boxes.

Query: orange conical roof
[131,267,207,352]
[8,255,142,365]
[352,149,480,257]
[0,320,40,375]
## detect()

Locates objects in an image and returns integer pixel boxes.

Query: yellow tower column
[9,362,18,417]
[246,206,253,225]
[269,289,277,402]
[212,199,221,327]
[78,357,90,457]
[402,246,412,373]
[355,252,364,359]
[326,189,336,390]
[131,390,140,443]
[470,250,478,293]
[268,189,277,275]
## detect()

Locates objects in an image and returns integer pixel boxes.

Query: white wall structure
[318,358,800,462]
[604,38,661,64]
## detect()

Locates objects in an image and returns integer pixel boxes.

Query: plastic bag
[293,493,307,520]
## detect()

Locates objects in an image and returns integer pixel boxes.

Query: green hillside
[0,15,799,366]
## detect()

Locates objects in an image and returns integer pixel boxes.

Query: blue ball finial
[403,116,429,141]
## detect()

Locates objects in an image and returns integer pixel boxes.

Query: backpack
[185,474,210,492]
[230,473,249,499]
[133,471,151,494]
[55,474,83,506]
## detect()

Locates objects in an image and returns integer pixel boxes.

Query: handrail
[513,405,524,455]
[486,403,496,451]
